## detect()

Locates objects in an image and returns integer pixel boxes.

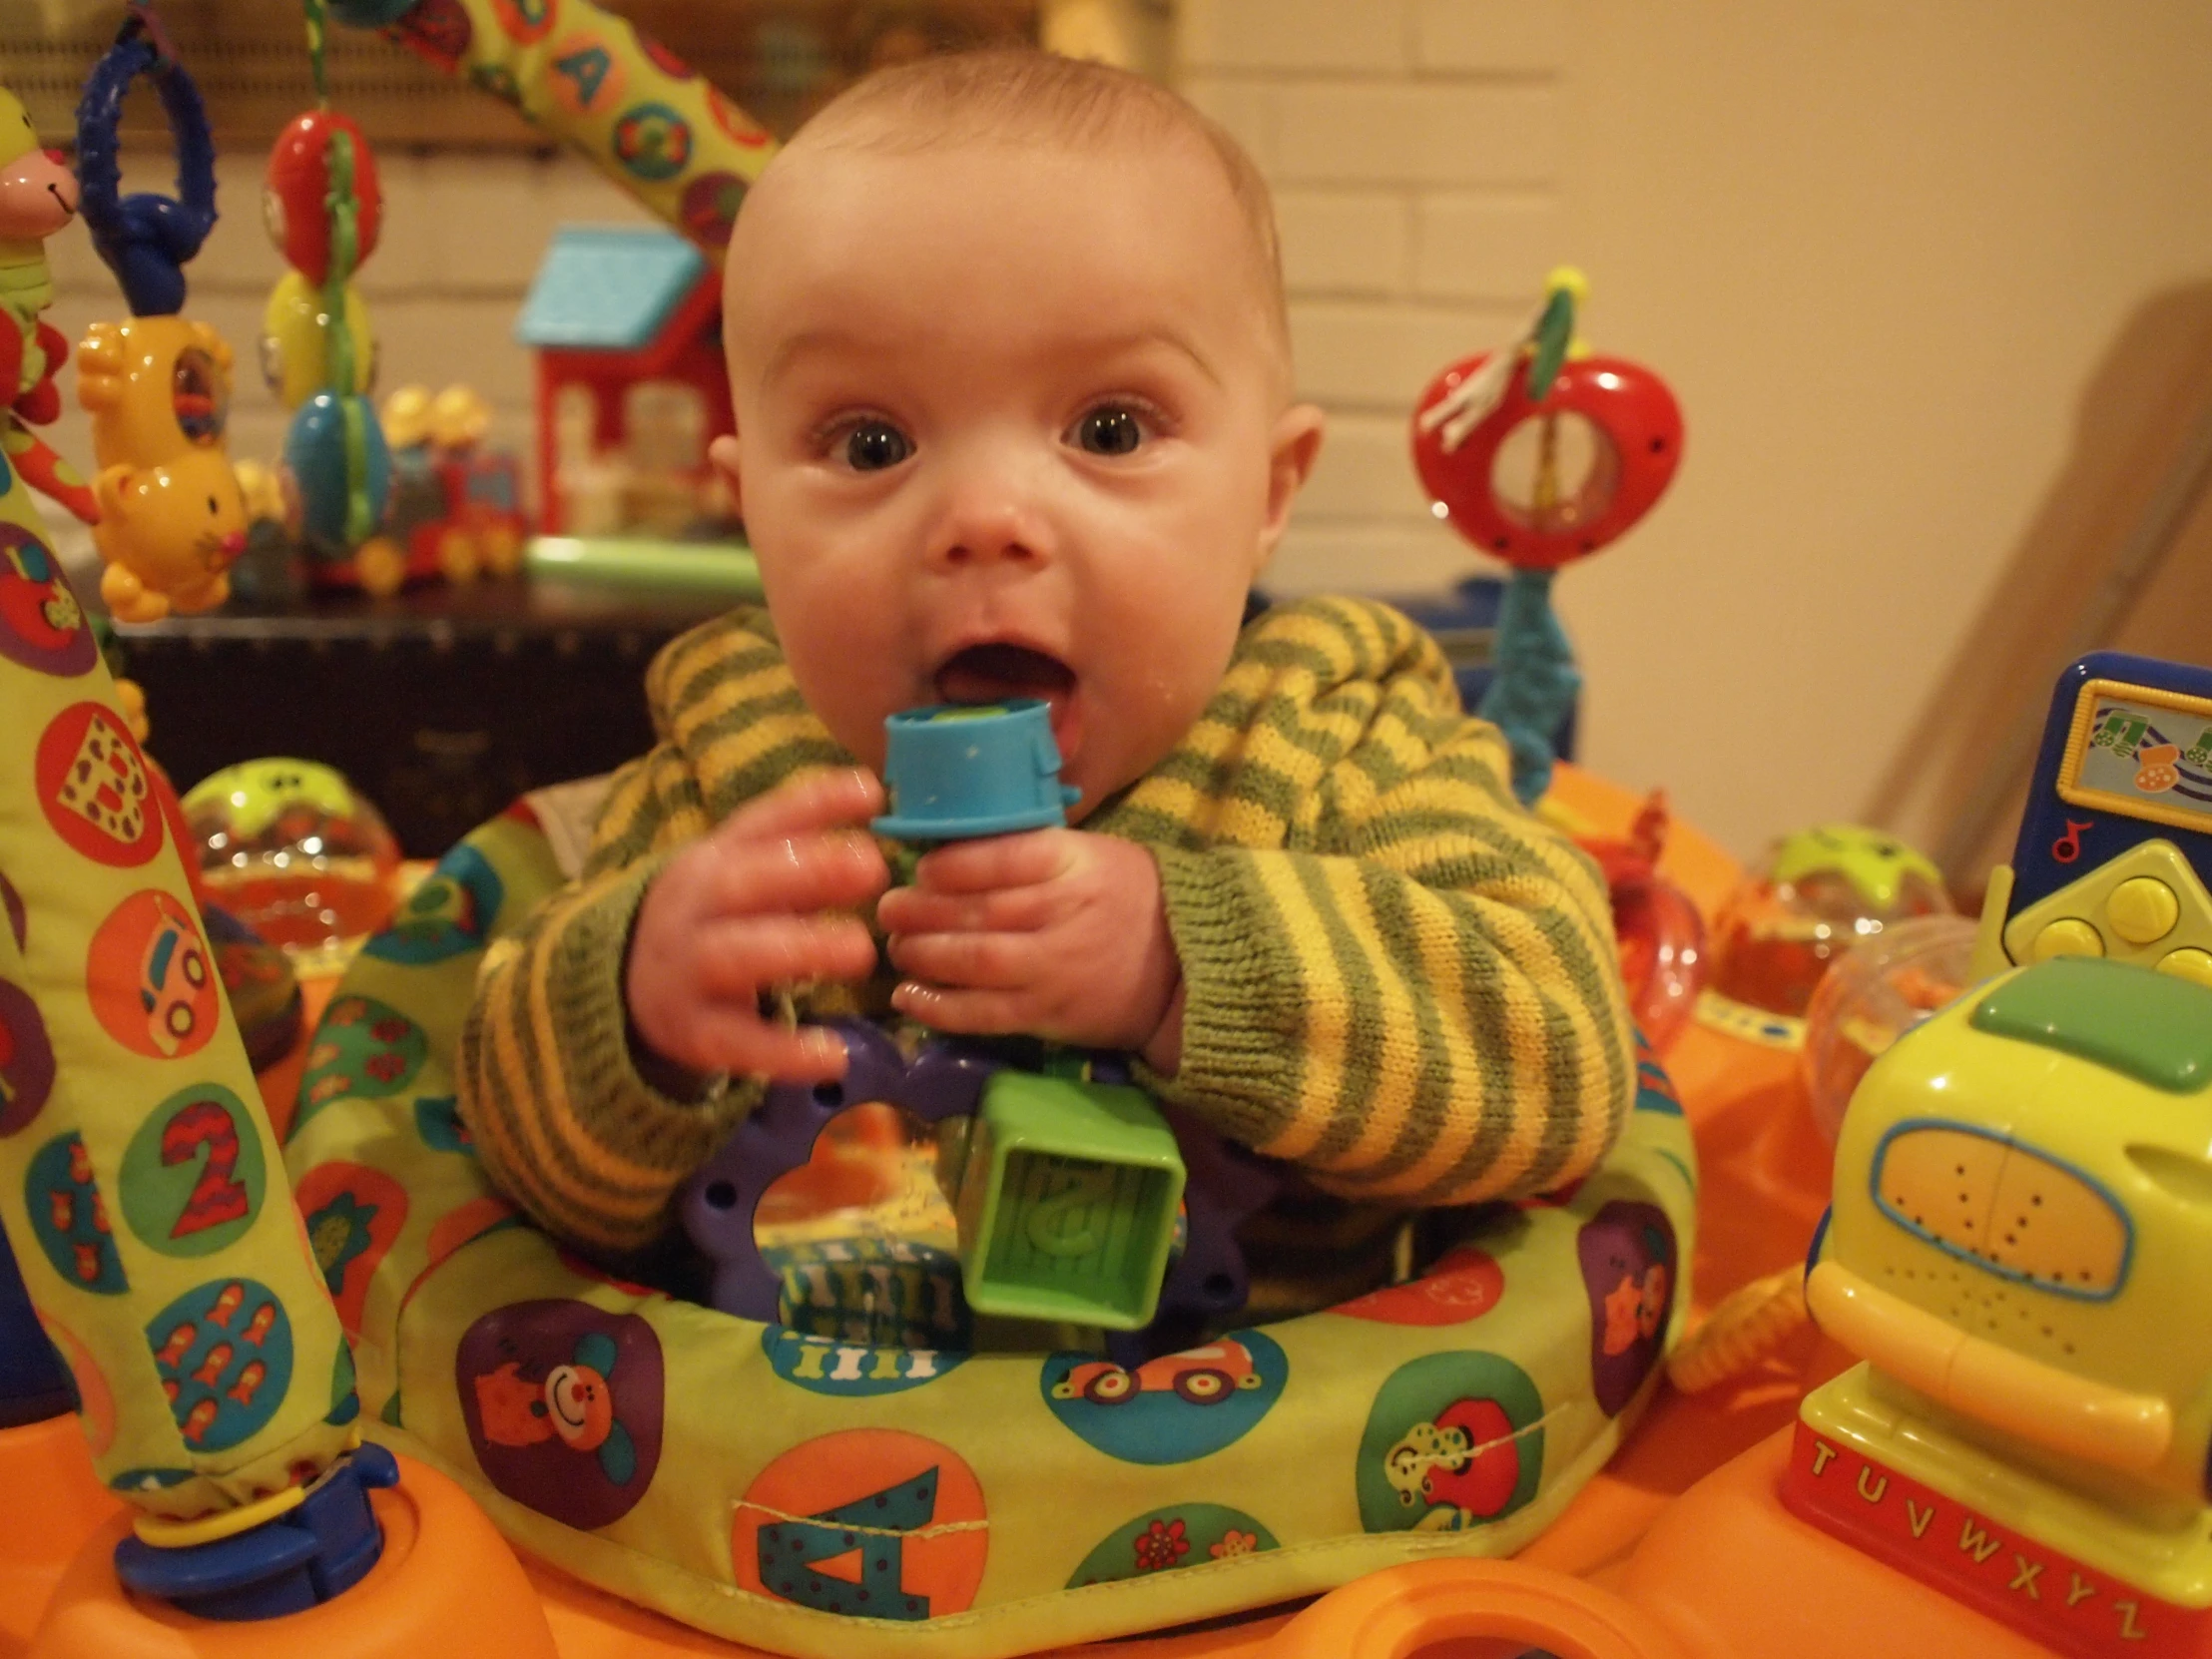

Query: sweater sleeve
[1112,596,1635,1207]
[452,609,834,1254]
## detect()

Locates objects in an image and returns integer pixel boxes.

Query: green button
[1973,957,2212,1093]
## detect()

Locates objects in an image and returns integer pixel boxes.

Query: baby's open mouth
[934,642,1073,707]
[934,643,1082,766]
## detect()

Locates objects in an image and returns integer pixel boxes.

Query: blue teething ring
[74,19,218,317]
[871,701,1085,839]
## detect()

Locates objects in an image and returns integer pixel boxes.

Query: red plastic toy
[1412,327,1684,572]
[1578,791,1709,1051]
[263,110,383,288]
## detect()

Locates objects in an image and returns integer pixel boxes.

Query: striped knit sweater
[456,594,1636,1255]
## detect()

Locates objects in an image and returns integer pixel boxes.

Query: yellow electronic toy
[1795,954,2212,1652]
[1785,648,2212,1656]
[1970,650,2212,990]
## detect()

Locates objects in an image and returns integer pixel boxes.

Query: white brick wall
[1273,191,1407,297]
[1410,0,1567,73]
[1178,0,1574,597]
[38,146,654,516]
[1184,0,1414,75]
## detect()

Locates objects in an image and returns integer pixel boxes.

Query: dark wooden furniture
[113,577,735,857]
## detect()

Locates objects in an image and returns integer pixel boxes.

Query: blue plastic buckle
[112,1442,399,1620]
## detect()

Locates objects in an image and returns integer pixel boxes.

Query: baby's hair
[781,47,1290,364]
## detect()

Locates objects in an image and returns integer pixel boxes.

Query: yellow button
[2158,947,2212,990]
[2107,877,2180,945]
[2031,918,2106,961]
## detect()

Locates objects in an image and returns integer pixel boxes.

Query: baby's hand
[627,769,889,1085]
[876,830,1184,1072]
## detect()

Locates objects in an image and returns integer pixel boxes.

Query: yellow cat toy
[78,317,249,622]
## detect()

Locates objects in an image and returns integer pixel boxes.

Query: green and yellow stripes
[641,605,762,723]
[657,608,852,821]
[584,746,708,878]
[456,588,1634,1250]
[1148,834,1628,1207]
[458,859,757,1252]
[1122,595,1632,1207]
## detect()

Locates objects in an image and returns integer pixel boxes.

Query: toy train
[337,440,526,594]
[296,431,524,597]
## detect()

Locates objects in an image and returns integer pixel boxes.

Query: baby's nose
[939,529,1040,567]
[929,495,1049,571]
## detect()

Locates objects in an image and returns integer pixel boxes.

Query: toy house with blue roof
[516,226,731,534]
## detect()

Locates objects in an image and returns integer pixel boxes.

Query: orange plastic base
[1779,1422,2209,1659]
[1622,1427,2064,1659]
[26,1452,555,1659]
[523,1551,1695,1659]
[0,1414,122,1658]
[1269,1560,1690,1659]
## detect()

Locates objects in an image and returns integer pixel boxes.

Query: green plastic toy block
[950,1071,1186,1330]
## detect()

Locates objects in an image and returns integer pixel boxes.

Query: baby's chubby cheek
[780,654,897,773]
[1116,661,1224,762]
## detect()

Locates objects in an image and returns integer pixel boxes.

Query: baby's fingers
[876,880,1054,937]
[910,828,1071,894]
[702,826,888,919]
[889,981,1029,1039]
[717,768,885,845]
[675,1009,852,1084]
[885,928,1029,990]
[692,914,880,1000]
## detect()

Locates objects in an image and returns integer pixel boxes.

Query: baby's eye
[1070,405,1146,457]
[842,420,911,472]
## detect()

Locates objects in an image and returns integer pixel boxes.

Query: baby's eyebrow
[756,324,1223,391]
[1106,327,1223,389]
[757,326,877,391]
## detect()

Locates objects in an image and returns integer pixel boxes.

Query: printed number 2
[163,1100,248,1238]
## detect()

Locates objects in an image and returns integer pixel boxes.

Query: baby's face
[718,133,1321,817]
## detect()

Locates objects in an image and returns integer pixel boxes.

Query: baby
[456,49,1634,1297]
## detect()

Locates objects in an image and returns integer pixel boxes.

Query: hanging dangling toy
[74,3,250,624]
[0,87,98,526]
[265,0,393,569]
[1410,268,1684,805]
[0,47,370,1616]
[1413,272,1702,1048]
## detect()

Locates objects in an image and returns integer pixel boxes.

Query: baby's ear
[707,431,744,520]
[1257,403,1327,566]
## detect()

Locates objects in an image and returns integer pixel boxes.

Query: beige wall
[35,3,2212,864]
[1186,0,2212,862]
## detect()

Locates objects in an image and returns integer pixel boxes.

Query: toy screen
[2061,684,2212,827]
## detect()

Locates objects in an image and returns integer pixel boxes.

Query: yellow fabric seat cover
[287,809,1697,1659]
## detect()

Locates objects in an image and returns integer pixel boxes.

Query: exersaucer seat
[281,801,1698,1659]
